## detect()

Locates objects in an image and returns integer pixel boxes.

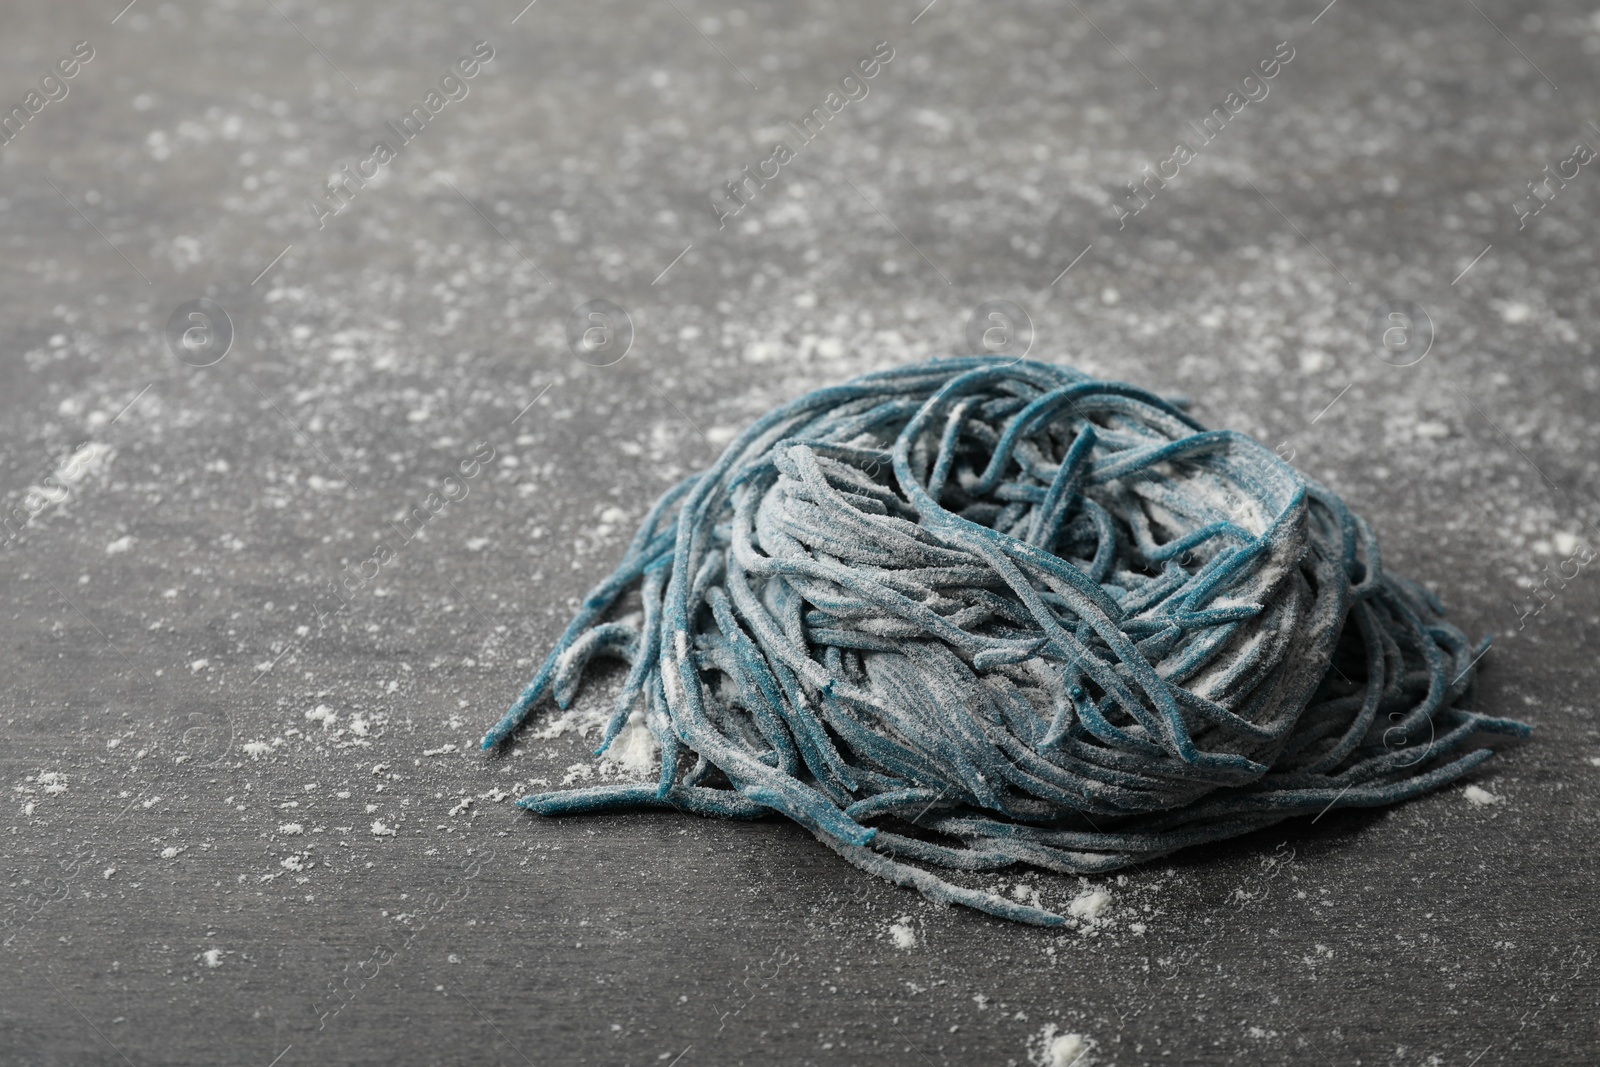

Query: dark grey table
[3,1,1597,1063]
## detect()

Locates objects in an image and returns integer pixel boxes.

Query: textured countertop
[3,1,1598,1064]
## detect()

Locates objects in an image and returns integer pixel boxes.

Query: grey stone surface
[2,0,1598,1064]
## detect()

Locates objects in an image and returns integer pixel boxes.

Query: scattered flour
[1495,300,1534,324]
[201,948,223,968]
[1012,882,1044,909]
[531,705,610,741]
[371,820,397,837]
[14,771,69,816]
[1068,888,1111,922]
[601,713,660,778]
[1033,1025,1095,1067]
[1464,785,1501,807]
[24,442,114,518]
[888,917,917,949]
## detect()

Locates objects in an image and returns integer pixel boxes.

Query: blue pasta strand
[481,357,1531,926]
